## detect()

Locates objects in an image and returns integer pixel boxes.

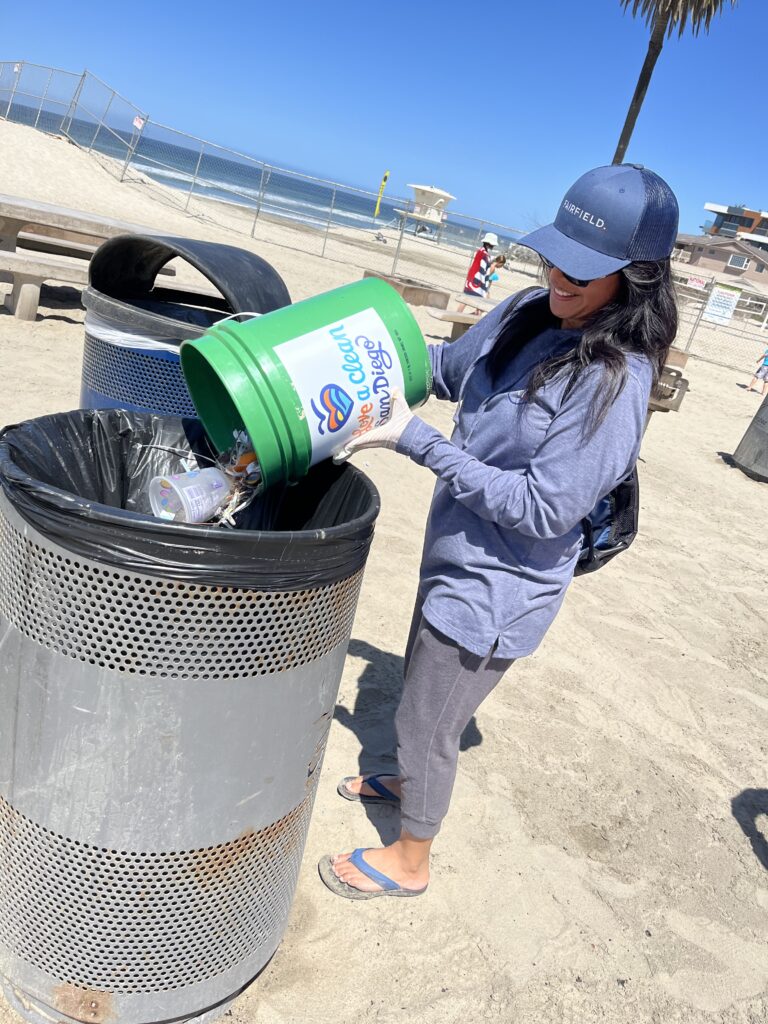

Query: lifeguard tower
[394,183,457,236]
[362,183,457,310]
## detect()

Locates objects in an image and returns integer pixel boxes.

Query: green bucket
[180,278,432,489]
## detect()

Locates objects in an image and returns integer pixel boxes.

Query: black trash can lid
[88,233,292,315]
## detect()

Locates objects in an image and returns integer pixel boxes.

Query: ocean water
[2,100,520,252]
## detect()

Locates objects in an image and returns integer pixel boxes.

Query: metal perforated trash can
[0,410,379,1024]
[80,234,291,416]
[732,392,768,483]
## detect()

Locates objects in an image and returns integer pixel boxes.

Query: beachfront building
[672,233,768,329]
[674,233,768,286]
[703,202,768,253]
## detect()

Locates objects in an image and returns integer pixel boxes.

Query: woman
[319,164,679,900]
[463,232,498,297]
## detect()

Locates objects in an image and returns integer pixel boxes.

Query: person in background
[319,164,680,901]
[457,233,498,314]
[747,347,768,395]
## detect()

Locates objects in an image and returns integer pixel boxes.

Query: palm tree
[613,0,738,164]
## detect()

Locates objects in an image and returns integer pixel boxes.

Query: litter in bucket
[180,278,432,490]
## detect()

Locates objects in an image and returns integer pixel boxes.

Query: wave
[132,155,487,244]
[132,159,390,230]
[131,161,197,187]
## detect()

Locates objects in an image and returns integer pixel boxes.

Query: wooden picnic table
[454,291,496,314]
[0,194,152,252]
[426,294,499,341]
[0,194,163,320]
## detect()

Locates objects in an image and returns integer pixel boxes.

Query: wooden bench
[423,293,500,340]
[0,250,89,321]
[16,231,173,274]
[426,307,483,341]
[0,194,152,252]
[0,194,174,320]
[453,292,496,314]
[17,230,104,261]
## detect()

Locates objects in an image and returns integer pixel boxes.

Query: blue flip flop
[337,774,400,805]
[318,848,427,900]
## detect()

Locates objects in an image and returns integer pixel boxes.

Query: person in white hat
[461,231,498,304]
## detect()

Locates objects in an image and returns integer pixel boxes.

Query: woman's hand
[333,388,414,462]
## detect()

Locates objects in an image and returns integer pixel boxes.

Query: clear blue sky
[5,0,765,234]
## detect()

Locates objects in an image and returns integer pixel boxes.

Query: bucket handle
[215,311,263,324]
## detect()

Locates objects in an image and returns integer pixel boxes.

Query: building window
[716,213,749,225]
[727,254,750,270]
[696,246,703,252]
[756,264,764,273]
[708,249,716,255]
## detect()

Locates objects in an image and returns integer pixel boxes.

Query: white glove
[333,388,414,462]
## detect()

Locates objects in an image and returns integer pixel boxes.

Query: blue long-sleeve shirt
[395,289,652,658]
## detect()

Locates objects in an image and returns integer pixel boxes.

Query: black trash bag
[0,410,379,589]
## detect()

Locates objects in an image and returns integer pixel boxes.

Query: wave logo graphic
[311,383,354,435]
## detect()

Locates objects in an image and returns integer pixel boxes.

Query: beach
[1,118,767,1024]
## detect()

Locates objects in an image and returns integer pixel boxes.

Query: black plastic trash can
[0,410,379,1024]
[80,235,291,417]
[733,393,768,483]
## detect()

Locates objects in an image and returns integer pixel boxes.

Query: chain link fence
[0,61,532,295]
[3,60,765,374]
[673,269,768,374]
[0,61,82,134]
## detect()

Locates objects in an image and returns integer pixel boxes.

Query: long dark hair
[488,259,678,436]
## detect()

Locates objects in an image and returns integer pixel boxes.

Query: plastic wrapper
[0,410,379,589]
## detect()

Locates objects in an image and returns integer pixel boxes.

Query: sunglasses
[540,258,599,289]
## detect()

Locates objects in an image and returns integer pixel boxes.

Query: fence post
[119,111,148,182]
[5,61,22,120]
[684,279,712,353]
[33,67,53,131]
[89,90,114,153]
[320,188,337,258]
[252,164,271,231]
[391,213,408,276]
[61,69,87,138]
[184,142,205,211]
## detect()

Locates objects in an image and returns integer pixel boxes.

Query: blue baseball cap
[518,164,679,281]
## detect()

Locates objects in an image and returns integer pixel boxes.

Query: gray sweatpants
[396,597,514,840]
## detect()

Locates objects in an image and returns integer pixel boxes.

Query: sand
[1,119,767,1024]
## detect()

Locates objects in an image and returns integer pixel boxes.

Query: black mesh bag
[574,466,639,576]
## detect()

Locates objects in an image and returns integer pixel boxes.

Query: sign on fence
[686,275,709,290]
[702,283,742,326]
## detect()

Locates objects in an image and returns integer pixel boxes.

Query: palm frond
[619,0,738,38]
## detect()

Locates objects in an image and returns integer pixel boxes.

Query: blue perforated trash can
[80,235,291,416]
